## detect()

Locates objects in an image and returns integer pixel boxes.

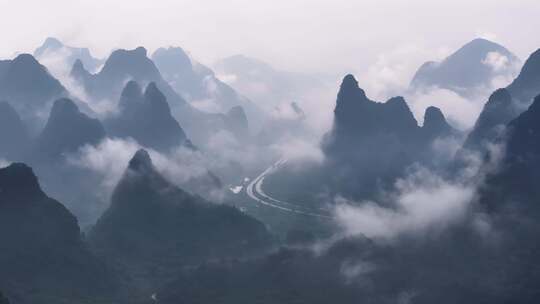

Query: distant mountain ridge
[71,46,250,146]
[213,54,324,113]
[34,37,103,73]
[105,81,192,151]
[71,46,183,105]
[33,98,106,161]
[152,47,262,126]
[411,38,520,97]
[0,53,67,130]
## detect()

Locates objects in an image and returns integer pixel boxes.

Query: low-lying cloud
[68,138,212,196]
[482,51,510,72]
[67,137,141,196]
[356,43,451,101]
[190,98,223,113]
[405,87,484,130]
[334,168,475,241]
[333,140,505,241]
[37,47,118,118]
[270,136,324,164]
[270,102,305,121]
[0,159,10,168]
[352,43,520,132]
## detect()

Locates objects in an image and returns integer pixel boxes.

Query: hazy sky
[1,0,540,77]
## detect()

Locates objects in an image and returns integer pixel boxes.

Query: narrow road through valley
[245,158,333,218]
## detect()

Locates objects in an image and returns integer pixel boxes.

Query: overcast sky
[1,0,540,77]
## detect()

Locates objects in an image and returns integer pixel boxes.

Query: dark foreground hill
[479,94,540,214]
[0,163,115,304]
[88,149,273,295]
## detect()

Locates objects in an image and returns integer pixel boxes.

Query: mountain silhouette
[462,48,540,153]
[0,163,114,303]
[322,74,452,199]
[507,48,540,104]
[462,88,518,151]
[0,53,66,127]
[152,47,263,128]
[33,98,105,161]
[89,149,273,293]
[151,46,207,101]
[422,106,456,139]
[411,38,519,97]
[105,81,192,151]
[34,37,103,73]
[71,47,243,146]
[225,105,249,139]
[325,74,421,154]
[71,46,186,107]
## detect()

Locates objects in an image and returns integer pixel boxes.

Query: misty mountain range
[410,38,521,98]
[213,54,325,113]
[34,37,104,73]
[1,35,540,304]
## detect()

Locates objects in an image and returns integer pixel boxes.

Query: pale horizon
[2,0,540,78]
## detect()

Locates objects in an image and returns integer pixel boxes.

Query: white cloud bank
[0,159,11,168]
[67,138,214,198]
[334,168,475,241]
[333,141,505,241]
[37,46,118,117]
